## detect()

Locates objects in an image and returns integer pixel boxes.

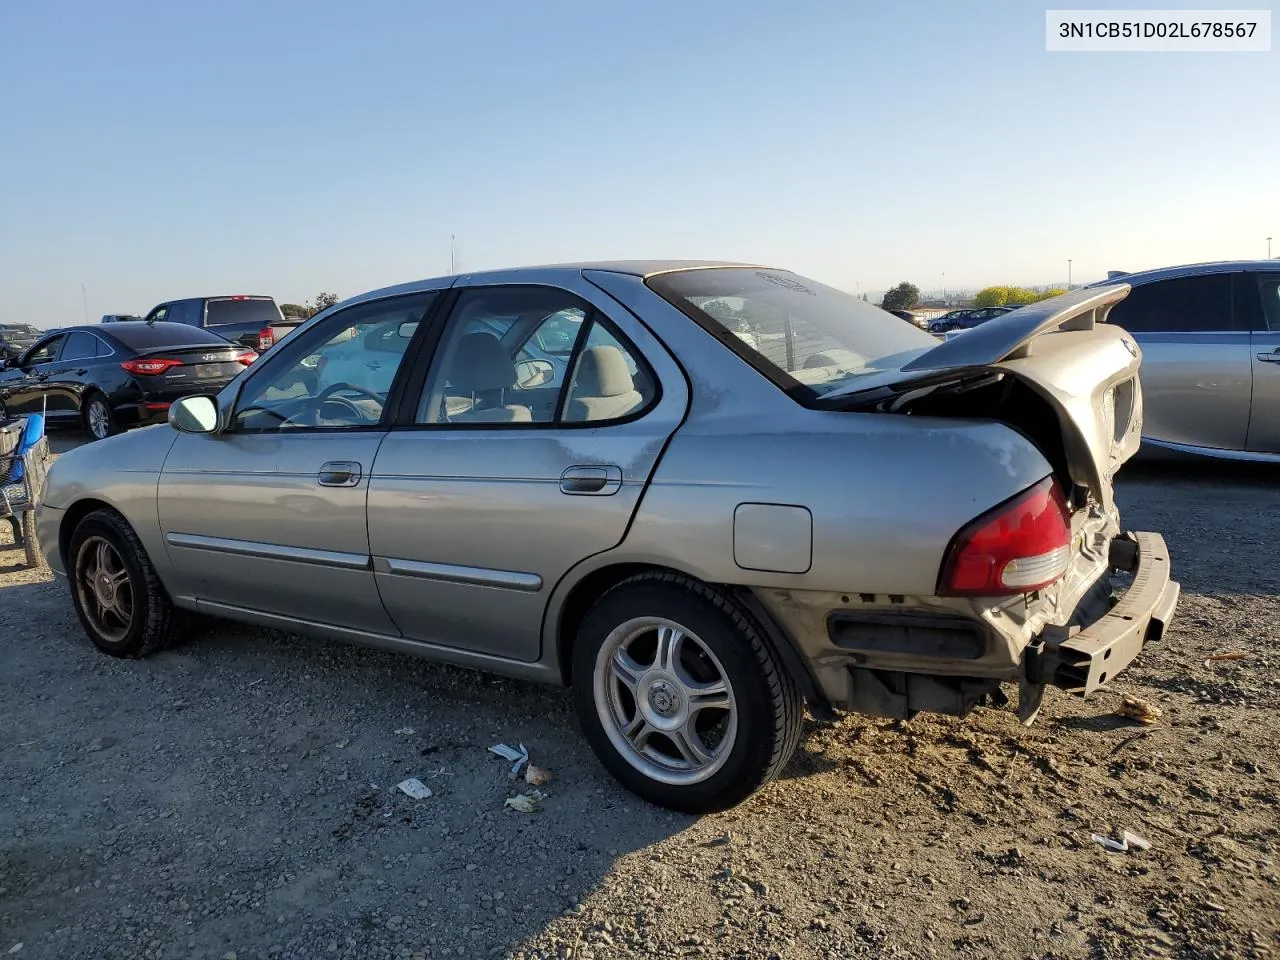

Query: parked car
[0,321,255,440]
[0,323,41,362]
[887,308,929,329]
[1086,261,1280,460]
[38,262,1178,812]
[142,295,301,352]
[100,314,141,324]
[929,306,1015,334]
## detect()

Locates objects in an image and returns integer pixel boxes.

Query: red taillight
[122,358,184,376]
[236,350,257,366]
[257,327,275,351]
[939,477,1072,597]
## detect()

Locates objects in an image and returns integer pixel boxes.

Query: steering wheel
[300,382,386,425]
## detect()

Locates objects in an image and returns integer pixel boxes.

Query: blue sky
[1,0,1276,326]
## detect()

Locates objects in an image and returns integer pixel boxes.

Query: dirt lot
[1,437,1276,960]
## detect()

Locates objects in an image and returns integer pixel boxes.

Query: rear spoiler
[902,284,1131,373]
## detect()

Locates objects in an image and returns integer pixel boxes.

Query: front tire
[83,395,118,441]
[572,572,803,813]
[68,508,177,658]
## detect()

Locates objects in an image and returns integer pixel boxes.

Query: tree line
[878,282,1067,312]
[280,292,340,319]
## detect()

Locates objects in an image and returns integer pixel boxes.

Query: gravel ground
[1,437,1277,960]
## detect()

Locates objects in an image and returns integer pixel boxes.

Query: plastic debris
[1205,651,1250,663]
[504,789,547,813]
[8,944,23,955]
[1115,695,1162,725]
[524,763,550,787]
[397,778,433,800]
[394,726,416,735]
[334,739,351,749]
[488,742,530,776]
[1092,830,1151,853]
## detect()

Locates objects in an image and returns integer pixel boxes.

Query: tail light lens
[257,327,275,351]
[939,476,1072,597]
[235,350,257,366]
[121,358,183,376]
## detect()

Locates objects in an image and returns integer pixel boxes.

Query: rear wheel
[69,509,177,657]
[83,395,118,441]
[572,572,803,813]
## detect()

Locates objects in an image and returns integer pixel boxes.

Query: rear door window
[1109,274,1242,333]
[59,331,103,361]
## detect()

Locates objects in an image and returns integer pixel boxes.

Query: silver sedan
[38,262,1180,812]
[1088,260,1280,461]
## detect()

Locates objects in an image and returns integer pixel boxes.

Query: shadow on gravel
[0,580,701,959]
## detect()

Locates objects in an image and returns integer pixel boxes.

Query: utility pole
[1067,259,1073,291]
[450,235,456,275]
[941,272,946,301]
[81,282,89,323]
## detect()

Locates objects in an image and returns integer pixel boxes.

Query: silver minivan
[1091,260,1280,460]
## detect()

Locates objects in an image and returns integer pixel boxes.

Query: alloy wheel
[74,536,134,643]
[593,616,738,786]
[88,400,111,440]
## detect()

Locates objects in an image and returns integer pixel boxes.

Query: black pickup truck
[141,295,302,352]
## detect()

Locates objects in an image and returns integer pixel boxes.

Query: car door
[1107,272,1252,452]
[366,280,689,661]
[0,334,67,417]
[45,330,105,419]
[1247,271,1280,452]
[156,289,443,633]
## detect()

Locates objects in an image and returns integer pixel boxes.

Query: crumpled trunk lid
[825,285,1142,510]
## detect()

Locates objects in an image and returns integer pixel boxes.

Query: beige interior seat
[446,332,532,423]
[565,345,643,422]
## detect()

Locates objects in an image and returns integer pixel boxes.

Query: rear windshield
[105,322,232,350]
[647,268,935,400]
[205,297,282,327]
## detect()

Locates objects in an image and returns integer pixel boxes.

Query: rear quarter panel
[559,269,1054,597]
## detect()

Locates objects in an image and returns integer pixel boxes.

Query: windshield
[647,268,936,399]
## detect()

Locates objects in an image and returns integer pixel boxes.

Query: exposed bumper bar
[1031,531,1179,696]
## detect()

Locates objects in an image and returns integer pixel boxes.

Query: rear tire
[572,572,804,813]
[68,508,177,658]
[21,511,40,568]
[83,395,118,442]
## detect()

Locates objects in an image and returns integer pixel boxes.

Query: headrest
[574,345,633,397]
[451,333,515,392]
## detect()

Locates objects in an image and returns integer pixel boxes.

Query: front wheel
[83,395,118,441]
[572,572,804,813]
[68,508,178,657]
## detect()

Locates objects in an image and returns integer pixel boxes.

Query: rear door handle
[560,464,622,496]
[1258,352,1280,363]
[318,460,362,487]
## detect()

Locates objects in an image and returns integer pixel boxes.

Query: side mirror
[516,358,555,388]
[398,320,419,339]
[169,395,220,434]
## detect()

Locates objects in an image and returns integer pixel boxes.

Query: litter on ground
[396,778,433,800]
[525,763,550,786]
[489,742,530,776]
[394,726,416,735]
[504,789,547,813]
[1115,695,1162,725]
[1092,830,1151,853]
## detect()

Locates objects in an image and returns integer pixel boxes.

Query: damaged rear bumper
[1028,531,1180,697]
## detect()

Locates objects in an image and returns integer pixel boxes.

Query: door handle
[318,460,362,487]
[560,464,622,496]
[1258,352,1280,363]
